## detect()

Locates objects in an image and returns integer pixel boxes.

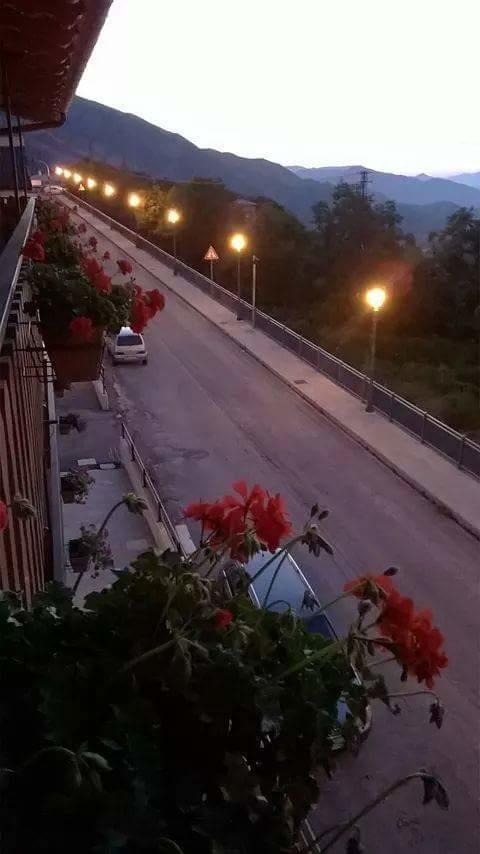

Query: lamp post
[252,255,259,327]
[365,286,387,412]
[86,177,97,190]
[230,232,247,320]
[103,183,116,198]
[166,207,181,260]
[128,192,141,208]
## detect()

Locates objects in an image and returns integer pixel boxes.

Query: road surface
[72,208,480,853]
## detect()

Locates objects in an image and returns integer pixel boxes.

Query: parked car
[225,549,372,750]
[107,326,148,365]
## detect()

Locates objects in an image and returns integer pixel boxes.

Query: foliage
[61,469,95,503]
[24,197,165,339]
[0,485,448,853]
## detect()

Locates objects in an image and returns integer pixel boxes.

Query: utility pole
[359,169,370,199]
[252,255,259,327]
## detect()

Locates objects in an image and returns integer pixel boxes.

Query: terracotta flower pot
[42,327,105,386]
[68,539,90,573]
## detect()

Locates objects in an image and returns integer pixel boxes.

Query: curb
[118,439,174,553]
[69,204,480,542]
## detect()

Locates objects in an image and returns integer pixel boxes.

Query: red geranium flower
[130,296,150,333]
[103,250,111,261]
[0,500,8,532]
[92,269,112,293]
[78,223,87,234]
[30,229,46,245]
[117,258,133,275]
[185,480,291,560]
[344,573,394,598]
[50,218,62,231]
[146,289,165,317]
[214,609,233,629]
[22,239,45,262]
[68,316,94,341]
[82,256,102,281]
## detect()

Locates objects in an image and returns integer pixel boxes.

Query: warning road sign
[204,245,219,261]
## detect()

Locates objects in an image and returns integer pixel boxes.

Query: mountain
[26,96,332,224]
[289,164,480,207]
[449,171,480,190]
[396,201,460,241]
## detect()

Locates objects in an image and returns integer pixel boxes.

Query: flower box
[43,326,105,386]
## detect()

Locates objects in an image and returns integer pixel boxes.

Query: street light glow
[55,166,63,176]
[87,177,97,189]
[128,192,141,208]
[103,183,116,197]
[63,169,72,179]
[365,286,387,312]
[72,172,82,185]
[230,232,247,253]
[166,207,180,225]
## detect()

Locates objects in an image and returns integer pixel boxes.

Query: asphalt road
[73,210,480,853]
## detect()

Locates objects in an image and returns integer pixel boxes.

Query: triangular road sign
[204,245,219,261]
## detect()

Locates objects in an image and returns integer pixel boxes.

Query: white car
[108,326,148,365]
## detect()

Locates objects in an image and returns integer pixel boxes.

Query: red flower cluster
[22,239,45,262]
[30,230,46,246]
[344,574,448,688]
[69,316,94,341]
[214,609,233,629]
[103,251,111,261]
[184,480,292,560]
[0,500,8,533]
[130,288,166,333]
[82,257,112,293]
[117,258,133,275]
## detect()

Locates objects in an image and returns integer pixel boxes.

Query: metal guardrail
[0,197,35,349]
[68,192,480,480]
[120,420,185,556]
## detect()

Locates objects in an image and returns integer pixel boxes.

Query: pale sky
[78,0,480,177]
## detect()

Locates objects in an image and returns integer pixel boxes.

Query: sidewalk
[63,197,480,540]
[56,382,154,605]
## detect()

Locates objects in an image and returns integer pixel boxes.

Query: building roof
[0,1,113,125]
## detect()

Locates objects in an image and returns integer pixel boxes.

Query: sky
[78,0,480,177]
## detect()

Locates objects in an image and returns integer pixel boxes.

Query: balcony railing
[0,198,61,602]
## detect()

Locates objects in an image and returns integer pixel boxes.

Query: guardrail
[120,420,185,556]
[68,192,480,480]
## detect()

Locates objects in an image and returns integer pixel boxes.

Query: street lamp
[128,192,141,208]
[86,177,97,190]
[166,207,181,259]
[63,168,71,179]
[365,286,387,412]
[55,166,63,176]
[230,232,247,320]
[103,183,116,198]
[72,172,82,185]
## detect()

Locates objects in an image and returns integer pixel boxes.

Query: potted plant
[23,198,166,386]
[61,469,94,504]
[58,412,86,435]
[68,524,112,574]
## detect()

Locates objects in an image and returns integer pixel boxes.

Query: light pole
[230,232,247,320]
[166,207,181,260]
[365,286,387,412]
[252,255,259,327]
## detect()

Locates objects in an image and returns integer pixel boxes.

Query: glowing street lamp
[166,207,181,259]
[365,286,387,412]
[230,232,247,319]
[87,177,97,190]
[54,166,63,176]
[103,182,115,198]
[128,192,141,208]
[72,172,82,185]
[63,168,72,179]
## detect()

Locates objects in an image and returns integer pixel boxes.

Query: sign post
[204,245,219,290]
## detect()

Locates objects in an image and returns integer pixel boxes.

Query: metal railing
[120,420,185,555]
[68,192,480,480]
